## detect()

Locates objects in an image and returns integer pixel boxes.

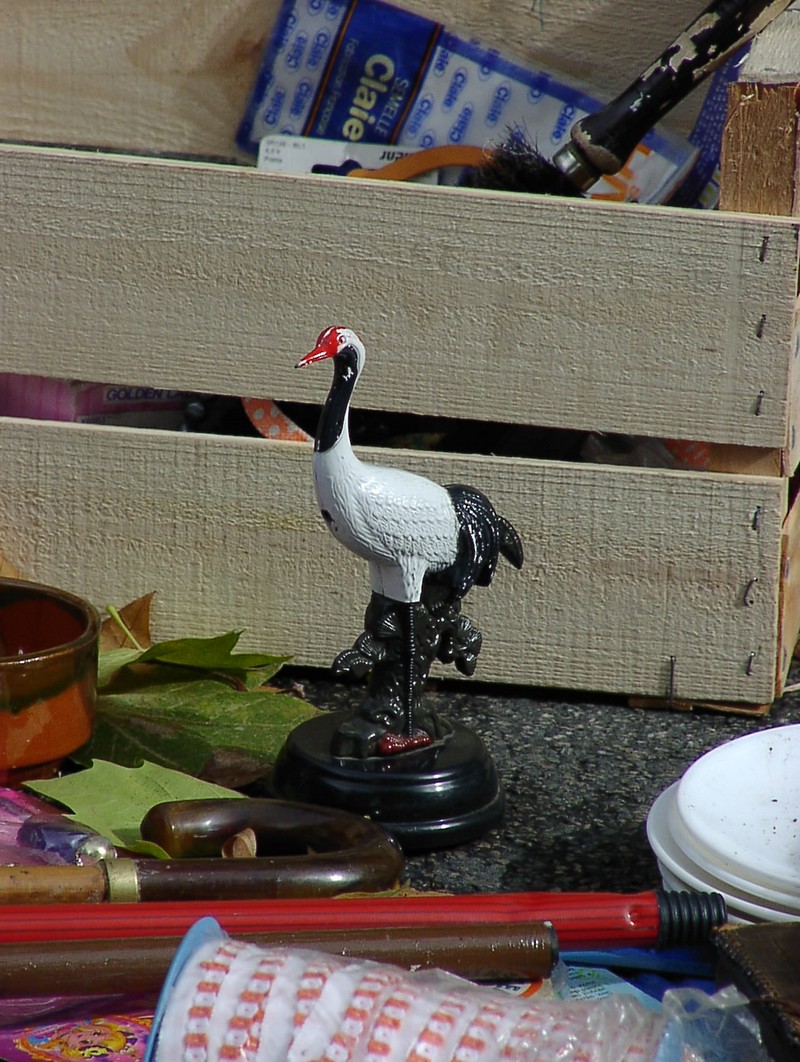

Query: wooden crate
[1,0,799,711]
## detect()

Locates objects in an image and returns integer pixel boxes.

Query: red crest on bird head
[296,326,356,368]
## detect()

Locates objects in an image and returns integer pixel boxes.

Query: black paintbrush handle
[558,0,791,189]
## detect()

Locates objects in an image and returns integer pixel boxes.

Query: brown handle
[0,921,558,995]
[0,864,106,904]
[139,798,405,898]
[0,846,401,904]
[1,799,404,905]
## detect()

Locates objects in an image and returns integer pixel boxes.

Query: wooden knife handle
[0,863,107,904]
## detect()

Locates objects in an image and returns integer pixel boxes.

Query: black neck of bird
[314,346,359,453]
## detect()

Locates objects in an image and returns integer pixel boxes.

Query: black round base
[272,711,504,852]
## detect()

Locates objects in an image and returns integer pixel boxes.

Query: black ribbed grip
[656,888,728,947]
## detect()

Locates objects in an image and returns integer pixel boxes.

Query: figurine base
[272,710,504,852]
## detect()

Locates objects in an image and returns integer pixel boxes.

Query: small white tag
[257,134,439,183]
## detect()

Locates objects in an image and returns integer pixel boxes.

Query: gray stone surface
[288,669,800,895]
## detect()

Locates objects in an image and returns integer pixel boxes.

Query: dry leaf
[0,554,24,580]
[100,593,155,651]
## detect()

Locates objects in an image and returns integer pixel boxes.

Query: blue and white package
[237,0,439,150]
[667,47,750,210]
[237,0,697,204]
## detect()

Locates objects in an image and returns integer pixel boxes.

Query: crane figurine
[274,326,523,849]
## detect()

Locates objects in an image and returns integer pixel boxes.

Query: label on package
[257,134,438,182]
[238,0,697,203]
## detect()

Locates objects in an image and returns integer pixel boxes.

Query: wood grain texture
[706,445,783,476]
[0,418,786,703]
[789,299,800,475]
[0,144,797,450]
[741,1,800,81]
[0,0,274,160]
[0,0,709,158]
[719,52,800,473]
[779,484,800,681]
[720,82,800,217]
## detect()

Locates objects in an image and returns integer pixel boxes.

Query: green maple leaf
[82,617,320,785]
[79,662,319,786]
[26,759,243,854]
[99,620,291,689]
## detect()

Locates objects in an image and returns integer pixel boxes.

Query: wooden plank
[0,144,797,449]
[706,445,783,476]
[628,693,772,716]
[720,82,800,217]
[0,417,786,704]
[789,297,800,475]
[778,482,800,684]
[0,0,275,161]
[718,79,800,474]
[0,0,708,158]
[740,1,800,82]
[718,5,800,474]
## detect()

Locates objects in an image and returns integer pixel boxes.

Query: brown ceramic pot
[0,579,100,785]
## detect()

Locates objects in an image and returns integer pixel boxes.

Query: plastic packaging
[238,0,695,204]
[0,373,194,428]
[144,919,773,1061]
[145,920,663,1060]
[654,984,771,1061]
[16,813,117,866]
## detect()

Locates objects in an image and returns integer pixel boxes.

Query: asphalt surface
[282,666,800,896]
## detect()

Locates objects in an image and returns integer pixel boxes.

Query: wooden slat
[706,445,783,476]
[718,4,800,472]
[0,418,786,704]
[740,1,800,82]
[790,297,800,475]
[0,144,797,449]
[0,0,274,161]
[0,0,709,158]
[720,82,800,217]
[779,484,800,682]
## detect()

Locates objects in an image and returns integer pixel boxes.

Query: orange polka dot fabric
[241,398,312,443]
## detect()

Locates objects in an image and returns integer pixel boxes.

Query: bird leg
[329,594,455,758]
[403,601,418,738]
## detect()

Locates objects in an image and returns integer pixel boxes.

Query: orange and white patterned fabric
[241,398,312,443]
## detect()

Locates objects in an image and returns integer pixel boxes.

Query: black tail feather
[440,484,524,600]
[498,514,524,570]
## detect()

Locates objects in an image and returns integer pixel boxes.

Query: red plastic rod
[0,889,724,949]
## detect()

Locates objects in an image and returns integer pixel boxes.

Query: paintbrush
[463,0,792,197]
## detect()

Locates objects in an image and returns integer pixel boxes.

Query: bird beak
[295,343,333,369]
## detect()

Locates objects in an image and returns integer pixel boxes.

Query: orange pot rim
[0,577,100,666]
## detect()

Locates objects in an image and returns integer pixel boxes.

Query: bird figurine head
[296,326,365,372]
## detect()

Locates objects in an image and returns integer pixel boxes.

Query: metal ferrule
[550,142,600,194]
[103,858,141,903]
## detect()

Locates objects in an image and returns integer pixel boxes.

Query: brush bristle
[461,136,582,198]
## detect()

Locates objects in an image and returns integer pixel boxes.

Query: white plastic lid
[674,725,800,896]
[646,785,800,922]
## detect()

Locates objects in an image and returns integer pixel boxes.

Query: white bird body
[296,326,523,741]
[312,429,460,601]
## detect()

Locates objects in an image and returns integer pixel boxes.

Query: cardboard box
[1,0,798,711]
